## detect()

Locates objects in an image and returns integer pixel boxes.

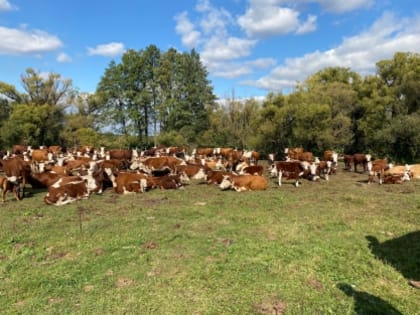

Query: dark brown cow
[367,159,392,184]
[343,154,354,170]
[108,149,133,161]
[98,159,125,170]
[270,161,306,187]
[0,157,30,199]
[12,145,28,156]
[219,174,268,191]
[44,180,89,206]
[206,170,232,185]
[78,145,94,156]
[110,171,149,194]
[240,165,264,176]
[0,176,21,202]
[353,153,372,173]
[149,174,187,190]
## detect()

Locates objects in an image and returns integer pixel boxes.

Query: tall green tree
[0,68,75,147]
[163,49,215,143]
[96,47,215,147]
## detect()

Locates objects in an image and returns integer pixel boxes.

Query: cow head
[219,175,233,190]
[269,164,278,177]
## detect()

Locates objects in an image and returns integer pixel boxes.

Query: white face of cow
[269,164,278,177]
[332,152,338,164]
[308,163,320,181]
[180,172,191,184]
[219,175,233,190]
[401,170,412,182]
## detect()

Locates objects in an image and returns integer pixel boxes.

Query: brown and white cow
[176,164,207,181]
[0,176,21,202]
[0,157,30,199]
[352,153,372,173]
[44,180,89,206]
[406,164,420,179]
[240,165,264,176]
[323,150,338,173]
[108,171,150,194]
[149,173,189,189]
[130,156,185,173]
[243,150,260,165]
[367,159,393,184]
[206,170,233,185]
[219,174,268,192]
[270,161,306,187]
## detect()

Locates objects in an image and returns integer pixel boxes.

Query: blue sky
[0,0,419,100]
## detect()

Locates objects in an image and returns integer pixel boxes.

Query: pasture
[0,162,419,314]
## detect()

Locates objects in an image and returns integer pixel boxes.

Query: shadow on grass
[366,231,420,282]
[337,283,402,315]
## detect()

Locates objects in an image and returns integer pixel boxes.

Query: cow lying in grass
[219,174,267,192]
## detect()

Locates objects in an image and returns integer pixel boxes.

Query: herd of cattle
[0,145,419,206]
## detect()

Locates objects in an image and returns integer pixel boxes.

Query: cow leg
[13,185,21,201]
[378,171,384,185]
[278,171,283,186]
[16,184,23,200]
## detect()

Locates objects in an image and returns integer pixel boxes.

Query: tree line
[0,48,419,163]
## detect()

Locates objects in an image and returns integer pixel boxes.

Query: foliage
[1,52,420,163]
[96,46,216,148]
[0,68,75,148]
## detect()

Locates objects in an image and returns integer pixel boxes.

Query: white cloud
[175,11,201,48]
[261,0,374,14]
[0,0,14,11]
[238,6,302,37]
[57,52,72,63]
[0,26,62,55]
[296,14,317,34]
[201,36,257,63]
[247,12,420,92]
[87,42,125,57]
[317,0,374,13]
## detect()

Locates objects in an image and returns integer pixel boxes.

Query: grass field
[0,162,419,314]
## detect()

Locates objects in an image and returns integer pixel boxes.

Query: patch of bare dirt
[115,277,135,288]
[306,277,324,291]
[218,238,234,246]
[253,298,287,315]
[93,248,105,256]
[143,241,158,249]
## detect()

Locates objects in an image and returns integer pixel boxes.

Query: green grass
[0,163,419,314]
